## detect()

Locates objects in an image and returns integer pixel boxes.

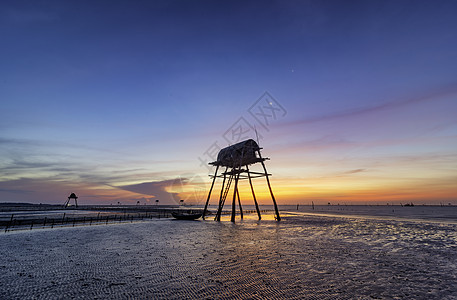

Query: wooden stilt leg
[203,165,219,219]
[231,169,240,222]
[258,153,281,221]
[236,187,243,219]
[246,165,261,220]
[215,167,227,221]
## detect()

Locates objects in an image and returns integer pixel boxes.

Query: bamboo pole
[246,165,261,220]
[258,152,281,221]
[231,169,240,222]
[236,186,243,219]
[215,167,228,221]
[203,165,219,219]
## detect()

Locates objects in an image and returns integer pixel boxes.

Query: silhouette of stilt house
[202,139,280,222]
[64,193,78,208]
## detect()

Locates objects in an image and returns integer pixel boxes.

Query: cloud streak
[284,83,457,127]
[116,178,188,204]
[340,169,366,175]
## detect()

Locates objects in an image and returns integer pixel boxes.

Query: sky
[1,0,456,206]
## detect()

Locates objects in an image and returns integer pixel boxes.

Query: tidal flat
[1,212,456,299]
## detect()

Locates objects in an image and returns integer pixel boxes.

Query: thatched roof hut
[210,139,263,168]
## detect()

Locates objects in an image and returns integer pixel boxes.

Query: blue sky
[1,0,456,205]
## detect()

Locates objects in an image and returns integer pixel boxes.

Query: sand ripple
[1,214,456,299]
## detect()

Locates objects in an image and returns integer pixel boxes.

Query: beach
[1,211,456,299]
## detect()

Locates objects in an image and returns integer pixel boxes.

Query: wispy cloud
[284,83,457,127]
[0,141,193,204]
[116,178,189,204]
[340,169,366,175]
[0,177,152,205]
[0,178,78,204]
[0,136,187,184]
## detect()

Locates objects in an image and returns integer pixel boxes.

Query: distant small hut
[64,193,78,208]
[202,139,280,222]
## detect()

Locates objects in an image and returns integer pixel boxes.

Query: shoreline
[284,210,457,225]
[2,204,457,233]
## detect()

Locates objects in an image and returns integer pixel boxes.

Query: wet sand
[1,212,456,299]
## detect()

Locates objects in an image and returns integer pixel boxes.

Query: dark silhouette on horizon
[64,193,78,208]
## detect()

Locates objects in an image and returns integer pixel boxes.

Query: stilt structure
[202,139,280,222]
[64,193,78,208]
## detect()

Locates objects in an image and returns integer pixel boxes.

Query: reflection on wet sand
[1,212,456,299]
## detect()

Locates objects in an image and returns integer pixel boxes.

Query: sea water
[280,204,457,224]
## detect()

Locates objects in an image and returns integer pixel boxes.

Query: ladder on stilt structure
[215,173,234,221]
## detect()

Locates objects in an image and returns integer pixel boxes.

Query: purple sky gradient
[1,0,456,205]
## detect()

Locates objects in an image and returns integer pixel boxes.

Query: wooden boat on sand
[171,210,203,220]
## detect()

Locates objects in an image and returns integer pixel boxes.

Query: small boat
[171,210,203,220]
